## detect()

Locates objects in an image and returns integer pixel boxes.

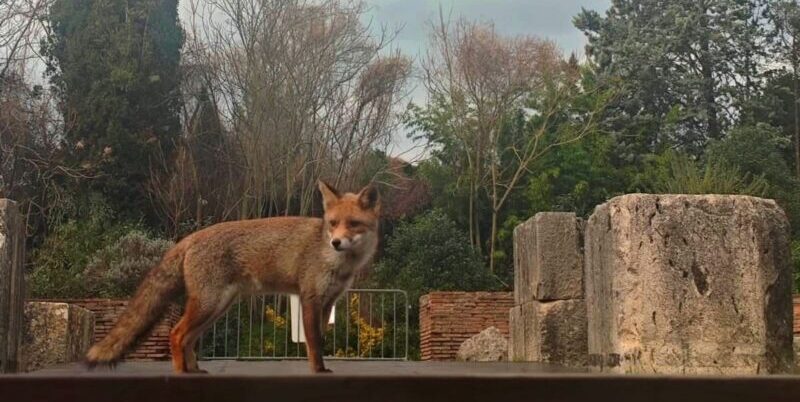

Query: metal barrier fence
[198,289,409,360]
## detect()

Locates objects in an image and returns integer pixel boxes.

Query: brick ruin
[419,292,513,361]
[33,299,182,361]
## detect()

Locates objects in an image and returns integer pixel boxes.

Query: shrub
[374,209,499,359]
[637,151,769,196]
[374,209,498,302]
[84,230,174,298]
[28,197,136,298]
[27,193,172,298]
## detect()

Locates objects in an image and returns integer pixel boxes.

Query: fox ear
[318,180,341,209]
[357,184,380,211]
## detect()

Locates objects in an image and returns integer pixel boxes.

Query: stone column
[585,194,794,374]
[0,199,26,373]
[509,212,587,367]
[20,302,94,372]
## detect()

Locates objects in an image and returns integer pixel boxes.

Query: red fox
[85,181,380,374]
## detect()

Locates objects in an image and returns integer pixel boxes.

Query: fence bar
[272,294,277,358]
[259,296,265,357]
[199,289,407,361]
[224,309,229,357]
[236,299,241,356]
[393,293,397,356]
[345,292,350,358]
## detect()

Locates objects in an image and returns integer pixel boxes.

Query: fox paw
[84,358,117,371]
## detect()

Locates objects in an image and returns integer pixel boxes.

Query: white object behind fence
[289,294,335,343]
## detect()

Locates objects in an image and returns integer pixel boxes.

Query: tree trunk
[699,6,720,142]
[793,35,800,179]
[794,71,800,179]
[474,201,482,256]
[468,179,476,248]
[488,208,498,273]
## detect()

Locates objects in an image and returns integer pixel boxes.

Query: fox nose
[331,239,342,250]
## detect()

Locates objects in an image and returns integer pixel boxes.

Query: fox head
[318,180,380,253]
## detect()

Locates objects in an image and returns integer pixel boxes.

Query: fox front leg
[301,298,331,373]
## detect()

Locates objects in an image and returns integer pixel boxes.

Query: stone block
[514,212,583,304]
[20,302,95,372]
[509,306,525,361]
[585,194,794,374]
[0,199,25,373]
[514,300,587,367]
[794,336,800,371]
[456,326,508,362]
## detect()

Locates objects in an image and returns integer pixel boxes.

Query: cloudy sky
[360,0,611,158]
[365,0,609,60]
[172,1,612,158]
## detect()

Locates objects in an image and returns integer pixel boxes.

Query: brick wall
[33,299,182,361]
[794,296,800,335]
[419,291,514,361]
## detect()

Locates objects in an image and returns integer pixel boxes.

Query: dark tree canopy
[45,0,184,219]
[575,0,767,156]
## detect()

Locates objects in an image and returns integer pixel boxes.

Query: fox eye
[329,220,339,227]
[348,220,363,228]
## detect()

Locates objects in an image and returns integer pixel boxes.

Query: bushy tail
[85,243,186,367]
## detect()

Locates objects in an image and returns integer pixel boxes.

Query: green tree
[374,209,499,358]
[764,0,800,178]
[44,0,184,220]
[485,127,623,282]
[374,209,498,303]
[708,124,800,235]
[411,55,612,273]
[744,72,798,166]
[575,0,767,156]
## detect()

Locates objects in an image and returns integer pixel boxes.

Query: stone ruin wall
[422,194,798,374]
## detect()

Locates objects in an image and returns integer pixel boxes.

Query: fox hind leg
[171,288,238,374]
[170,306,193,373]
[183,292,238,373]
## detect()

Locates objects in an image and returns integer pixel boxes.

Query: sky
[366,0,609,61]
[360,0,611,159]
